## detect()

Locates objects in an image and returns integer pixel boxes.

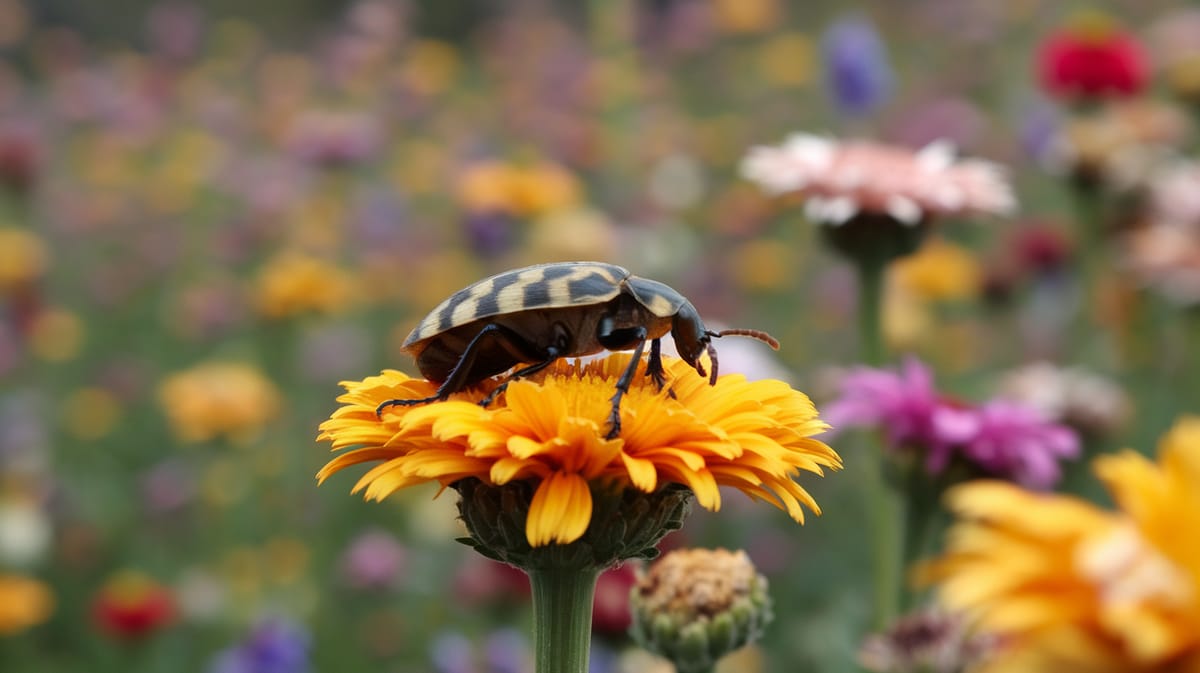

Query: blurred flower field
[2,0,1200,671]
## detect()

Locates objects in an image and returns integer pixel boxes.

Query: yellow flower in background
[457,159,581,218]
[0,227,47,290]
[508,161,581,216]
[919,416,1200,673]
[318,354,840,547]
[757,33,815,88]
[526,207,618,263]
[891,237,983,303]
[0,574,53,635]
[253,251,357,320]
[711,0,779,34]
[158,362,281,443]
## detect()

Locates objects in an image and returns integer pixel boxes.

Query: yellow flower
[0,574,54,635]
[158,362,281,443]
[919,416,1200,673]
[891,237,983,303]
[458,160,581,218]
[318,355,840,547]
[0,227,48,291]
[253,251,357,320]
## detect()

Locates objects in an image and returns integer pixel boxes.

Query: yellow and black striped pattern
[403,262,631,347]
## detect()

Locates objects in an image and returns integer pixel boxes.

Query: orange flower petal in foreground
[318,354,841,547]
[918,416,1200,673]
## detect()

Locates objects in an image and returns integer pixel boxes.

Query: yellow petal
[526,471,592,546]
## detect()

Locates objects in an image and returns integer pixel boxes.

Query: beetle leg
[644,338,676,399]
[476,347,563,408]
[606,330,648,439]
[376,323,541,417]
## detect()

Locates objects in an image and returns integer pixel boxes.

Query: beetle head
[673,305,781,385]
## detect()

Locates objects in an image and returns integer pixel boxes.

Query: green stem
[857,258,885,367]
[1067,182,1109,366]
[855,256,903,629]
[528,566,600,673]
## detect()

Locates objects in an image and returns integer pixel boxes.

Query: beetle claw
[478,383,509,408]
[375,396,439,418]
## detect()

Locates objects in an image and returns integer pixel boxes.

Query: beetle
[376,261,779,438]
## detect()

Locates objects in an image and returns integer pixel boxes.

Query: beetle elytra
[377,261,779,438]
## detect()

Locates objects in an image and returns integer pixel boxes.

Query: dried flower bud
[629,548,772,673]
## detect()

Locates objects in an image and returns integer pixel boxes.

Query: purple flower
[949,400,1080,490]
[822,359,1078,487]
[822,358,967,459]
[430,631,477,673]
[338,528,407,590]
[209,621,311,673]
[821,17,893,117]
[482,628,530,673]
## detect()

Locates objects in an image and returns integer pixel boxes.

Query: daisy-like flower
[740,134,1015,227]
[821,358,966,461]
[253,251,359,320]
[945,400,1080,491]
[823,359,1079,488]
[998,361,1132,438]
[1047,101,1192,191]
[317,354,839,554]
[158,361,281,443]
[918,416,1200,673]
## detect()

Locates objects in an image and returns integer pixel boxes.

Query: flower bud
[629,548,771,673]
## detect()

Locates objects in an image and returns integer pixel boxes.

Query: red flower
[91,571,176,640]
[1037,16,1149,101]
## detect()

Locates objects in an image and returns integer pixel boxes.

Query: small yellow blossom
[757,33,815,88]
[318,355,840,547]
[892,237,983,303]
[0,227,47,290]
[253,251,357,320]
[458,160,581,217]
[919,416,1200,673]
[711,0,779,34]
[0,574,54,635]
[158,362,281,443]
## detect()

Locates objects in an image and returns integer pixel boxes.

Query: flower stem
[856,258,885,367]
[856,256,903,629]
[528,566,600,673]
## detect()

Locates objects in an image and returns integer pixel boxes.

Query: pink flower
[822,358,970,461]
[946,400,1080,489]
[740,134,1015,225]
[823,359,1079,488]
[338,529,407,590]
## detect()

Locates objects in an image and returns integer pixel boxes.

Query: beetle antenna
[706,329,781,350]
[706,342,719,385]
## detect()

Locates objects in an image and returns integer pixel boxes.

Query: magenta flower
[948,400,1080,490]
[823,359,1079,488]
[822,358,969,460]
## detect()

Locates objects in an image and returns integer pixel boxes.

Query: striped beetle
[377,261,779,437]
